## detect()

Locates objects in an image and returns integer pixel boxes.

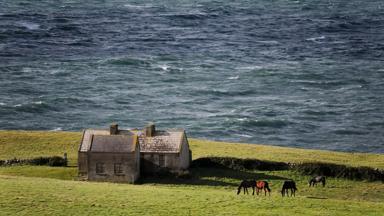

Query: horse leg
[252,186,255,196]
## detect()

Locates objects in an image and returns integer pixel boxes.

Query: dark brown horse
[281,180,297,197]
[237,180,256,195]
[309,176,326,187]
[256,181,271,196]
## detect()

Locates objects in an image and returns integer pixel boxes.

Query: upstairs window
[96,163,105,174]
[114,163,123,175]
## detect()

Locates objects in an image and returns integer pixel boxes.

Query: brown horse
[256,181,271,196]
[237,180,256,195]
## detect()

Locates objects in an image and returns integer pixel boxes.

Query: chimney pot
[145,123,155,137]
[110,123,119,135]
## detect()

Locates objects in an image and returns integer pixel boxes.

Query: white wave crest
[50,127,63,131]
[19,21,40,30]
[159,64,169,71]
[228,75,239,80]
[124,4,153,9]
[238,65,263,70]
[236,134,252,138]
[306,36,326,42]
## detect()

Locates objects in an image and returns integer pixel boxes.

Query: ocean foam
[306,36,326,42]
[33,101,44,105]
[19,22,40,30]
[123,4,153,9]
[50,127,63,131]
[228,75,239,80]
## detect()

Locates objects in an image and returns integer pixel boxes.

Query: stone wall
[87,152,140,183]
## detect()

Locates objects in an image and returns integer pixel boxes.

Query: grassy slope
[190,139,384,169]
[1,130,384,168]
[1,175,383,216]
[0,130,383,215]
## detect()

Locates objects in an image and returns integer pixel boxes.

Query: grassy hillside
[1,130,384,168]
[1,175,383,216]
[0,130,383,215]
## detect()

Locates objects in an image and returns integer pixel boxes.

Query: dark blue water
[1,0,384,153]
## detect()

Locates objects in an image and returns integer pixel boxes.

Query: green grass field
[0,130,383,215]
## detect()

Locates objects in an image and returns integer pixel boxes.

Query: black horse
[309,176,326,187]
[281,180,297,197]
[237,180,256,195]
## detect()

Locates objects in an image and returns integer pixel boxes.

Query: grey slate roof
[90,135,136,153]
[79,129,110,152]
[138,129,185,153]
[79,127,185,154]
[79,129,137,153]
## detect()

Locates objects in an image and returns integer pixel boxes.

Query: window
[114,163,123,175]
[96,163,105,174]
[159,154,165,167]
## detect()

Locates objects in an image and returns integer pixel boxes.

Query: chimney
[110,123,119,135]
[145,123,155,137]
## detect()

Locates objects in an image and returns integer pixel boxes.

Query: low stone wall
[0,156,67,167]
[191,157,384,182]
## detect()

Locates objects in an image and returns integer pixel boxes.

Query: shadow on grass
[140,167,289,187]
[306,196,328,199]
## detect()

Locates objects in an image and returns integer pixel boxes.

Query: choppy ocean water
[0,0,383,153]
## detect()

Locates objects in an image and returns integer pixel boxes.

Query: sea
[1,0,383,153]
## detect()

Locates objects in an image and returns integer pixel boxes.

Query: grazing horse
[281,180,297,197]
[309,176,326,187]
[256,181,271,196]
[237,180,256,195]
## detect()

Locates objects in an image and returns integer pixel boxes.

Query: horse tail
[265,181,271,192]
